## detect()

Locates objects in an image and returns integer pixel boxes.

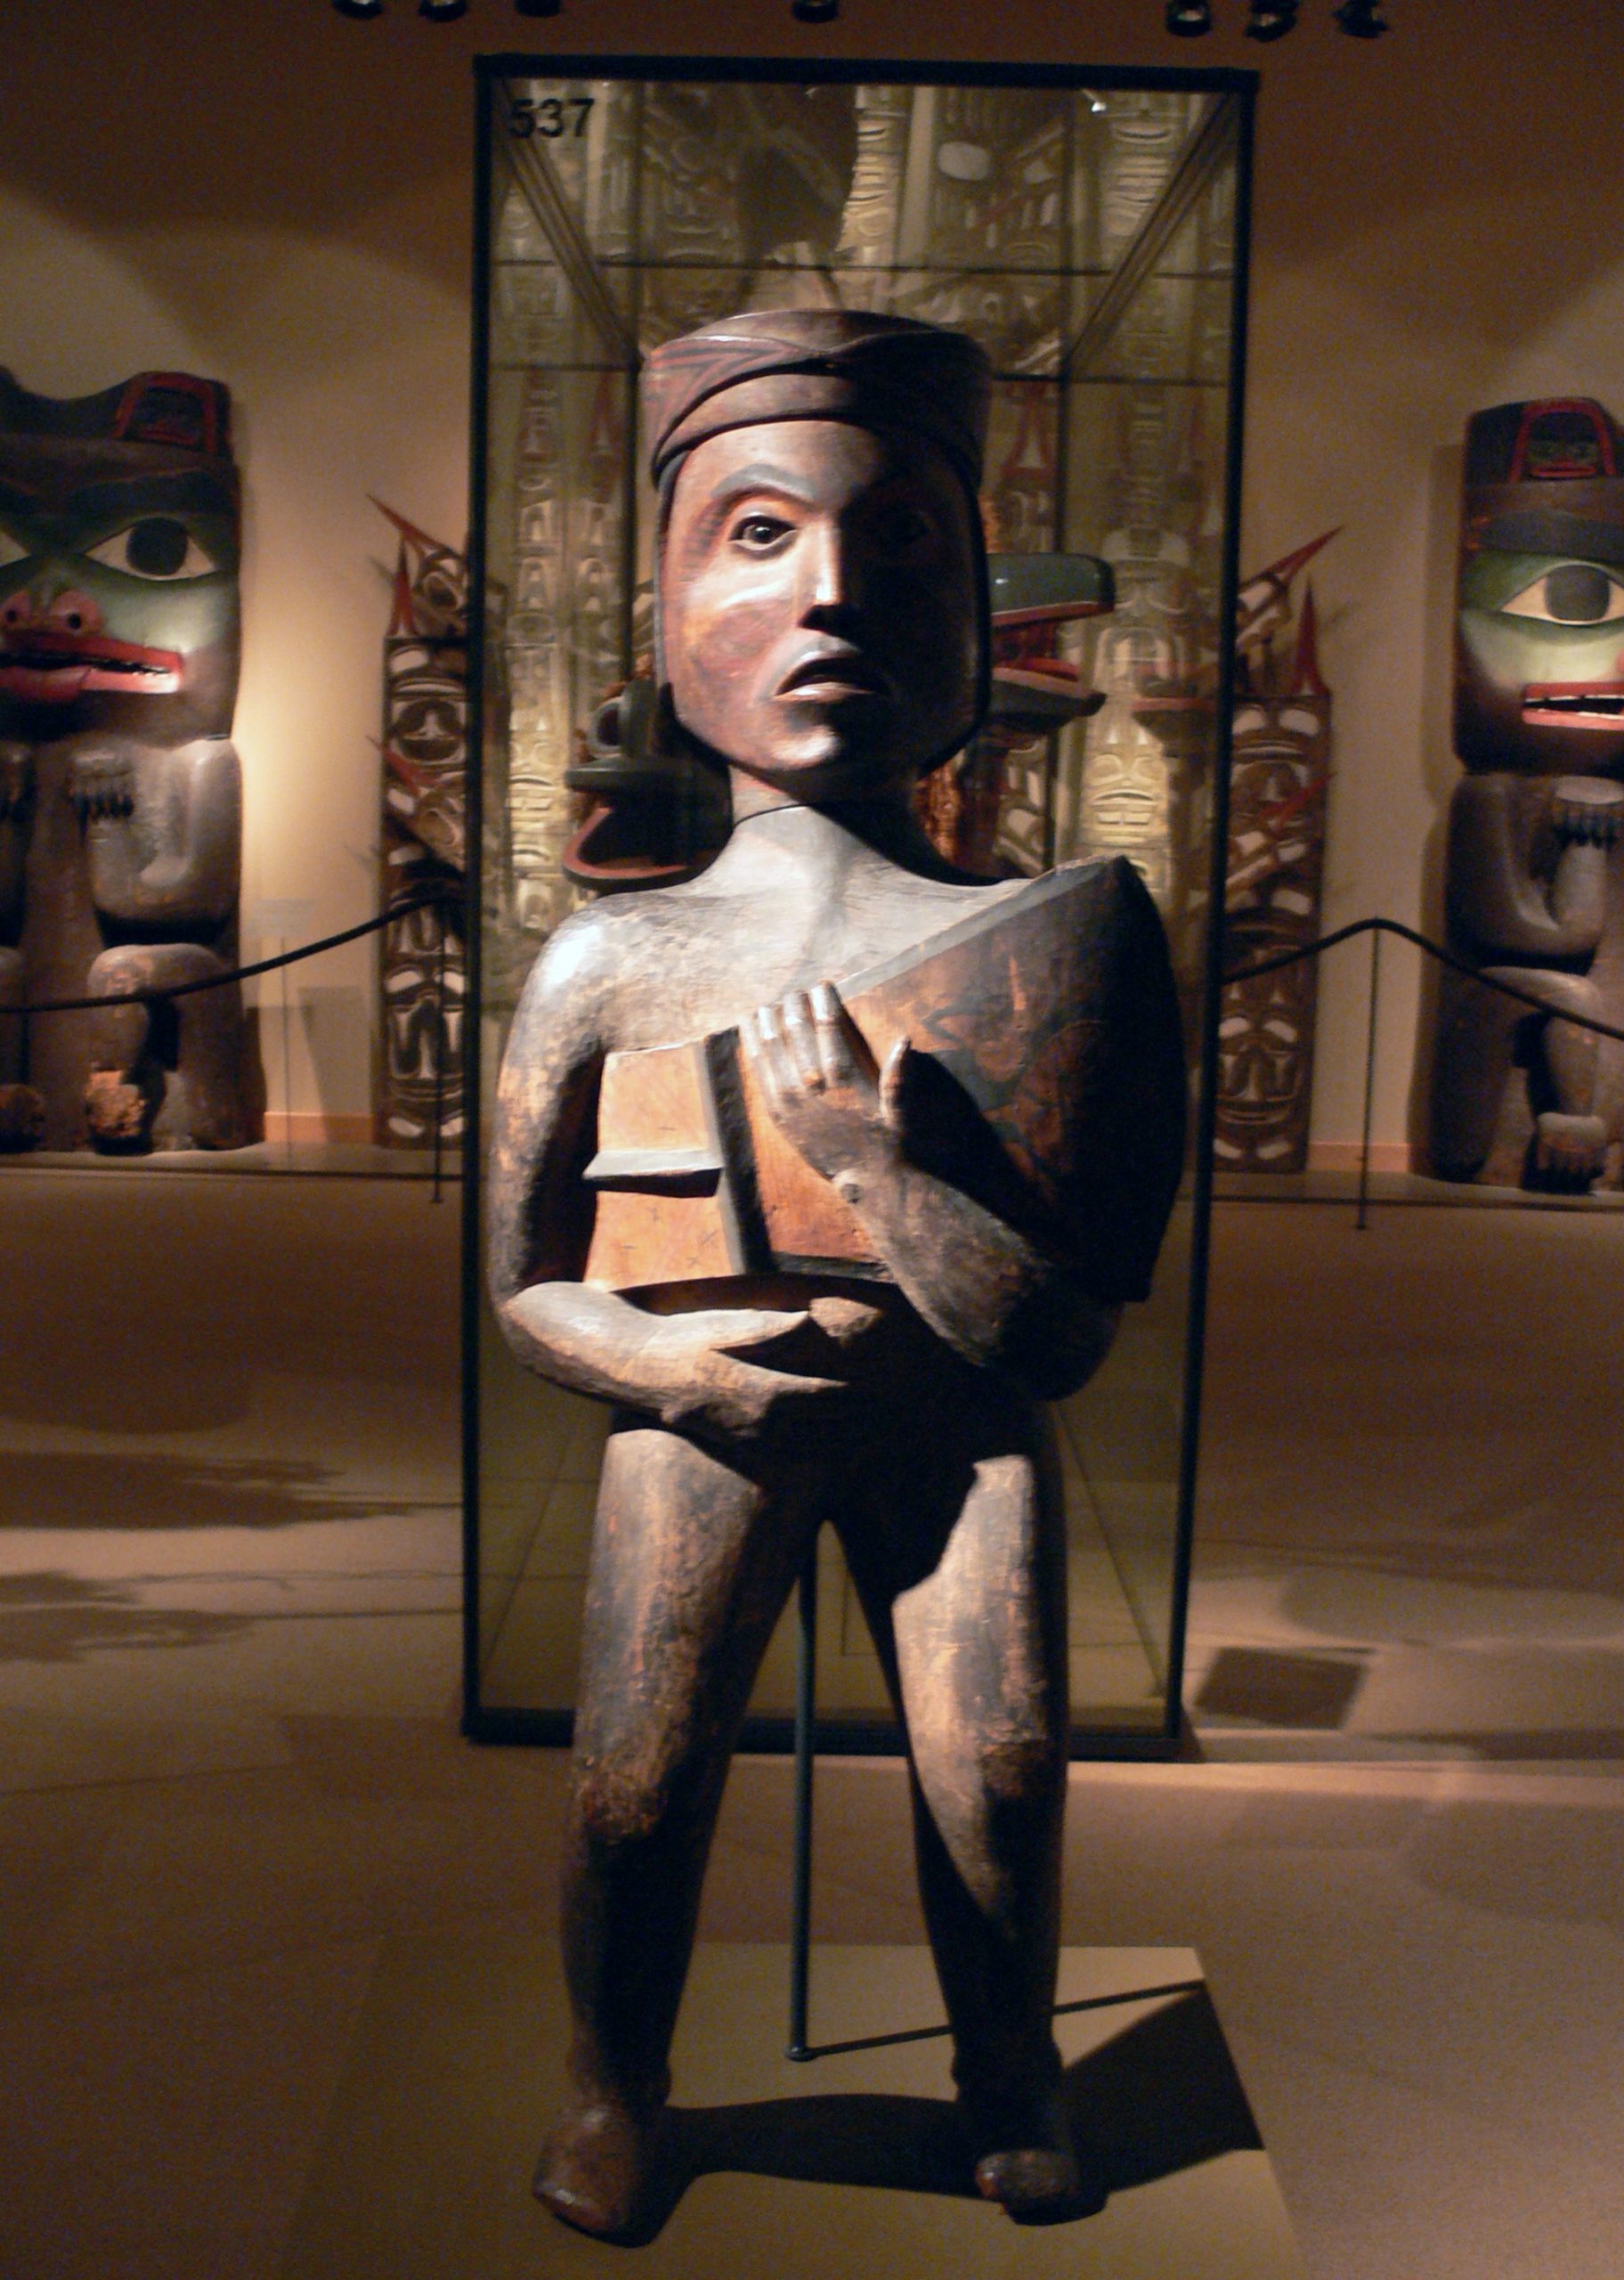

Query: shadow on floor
[0,1571,259,1662]
[610,1988,1257,2243]
[0,1450,428,1532]
[1195,1646,1371,1729]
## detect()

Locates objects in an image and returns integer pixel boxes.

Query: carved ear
[112,373,231,458]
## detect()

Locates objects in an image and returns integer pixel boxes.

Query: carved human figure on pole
[0,369,250,1152]
[1432,397,1624,1190]
[488,312,1185,2242]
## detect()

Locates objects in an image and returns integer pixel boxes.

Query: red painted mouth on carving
[0,626,183,701]
[1522,680,1624,726]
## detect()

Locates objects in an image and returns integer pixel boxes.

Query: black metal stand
[786,1540,818,2061]
[1356,922,1381,1231]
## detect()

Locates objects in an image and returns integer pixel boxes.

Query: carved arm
[71,737,240,932]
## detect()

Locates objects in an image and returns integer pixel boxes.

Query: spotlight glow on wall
[792,0,840,18]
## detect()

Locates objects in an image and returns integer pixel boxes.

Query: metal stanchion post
[1357,924,1381,1231]
[786,1541,818,2062]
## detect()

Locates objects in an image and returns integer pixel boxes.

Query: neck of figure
[715,770,959,891]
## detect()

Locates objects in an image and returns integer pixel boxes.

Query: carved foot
[0,1083,45,1151]
[85,1070,155,1153]
[959,2082,1107,2227]
[532,2097,673,2244]
[1531,1112,1606,1193]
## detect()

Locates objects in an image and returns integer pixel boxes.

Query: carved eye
[0,528,29,572]
[1502,562,1624,625]
[867,502,938,553]
[729,511,794,553]
[85,517,215,581]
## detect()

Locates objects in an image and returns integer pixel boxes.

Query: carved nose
[0,585,104,637]
[800,523,858,622]
[42,589,103,638]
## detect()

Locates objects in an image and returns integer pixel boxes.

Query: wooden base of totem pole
[281,1930,1304,2279]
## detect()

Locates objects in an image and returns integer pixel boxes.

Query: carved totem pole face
[1456,397,1624,778]
[661,417,981,803]
[0,371,240,745]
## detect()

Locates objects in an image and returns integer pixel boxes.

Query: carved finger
[740,1010,775,1112]
[714,1307,812,1356]
[775,991,825,1092]
[880,1037,914,1136]
[751,1001,801,1103]
[809,982,856,1091]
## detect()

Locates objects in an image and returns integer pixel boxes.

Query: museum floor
[4,1168,1624,2278]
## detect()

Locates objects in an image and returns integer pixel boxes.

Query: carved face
[1457,542,1624,776]
[661,418,980,802]
[0,437,240,739]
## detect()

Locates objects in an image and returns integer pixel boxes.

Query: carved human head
[645,311,991,801]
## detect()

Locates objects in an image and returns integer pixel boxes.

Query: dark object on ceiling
[1167,0,1389,32]
[1246,0,1300,39]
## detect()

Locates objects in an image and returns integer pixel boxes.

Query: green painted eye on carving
[85,517,217,582]
[1502,562,1624,626]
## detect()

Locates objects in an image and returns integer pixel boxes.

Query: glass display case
[464,56,1254,1749]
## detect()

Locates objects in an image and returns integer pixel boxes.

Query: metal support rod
[1356,923,1381,1231]
[279,938,294,1170]
[786,1539,819,2061]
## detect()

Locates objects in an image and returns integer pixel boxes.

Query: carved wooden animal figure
[1432,398,1624,1190]
[488,312,1185,2243]
[0,368,248,1152]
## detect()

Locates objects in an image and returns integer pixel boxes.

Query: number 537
[508,94,594,140]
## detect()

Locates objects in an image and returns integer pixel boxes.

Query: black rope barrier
[0,883,462,1018]
[1223,913,1624,1049]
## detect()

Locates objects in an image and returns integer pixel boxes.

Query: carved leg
[0,949,44,1150]
[842,1397,1099,2224]
[542,1420,814,2241]
[85,944,246,1152]
[1433,964,1606,1188]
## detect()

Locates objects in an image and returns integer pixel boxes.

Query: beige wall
[4,0,1622,1146]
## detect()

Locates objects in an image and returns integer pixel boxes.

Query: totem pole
[373,502,467,1149]
[1214,533,1338,1172]
[1432,398,1624,1190]
[0,368,250,1152]
[488,312,1186,2243]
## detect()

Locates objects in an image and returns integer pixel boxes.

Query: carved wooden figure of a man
[489,312,1184,2241]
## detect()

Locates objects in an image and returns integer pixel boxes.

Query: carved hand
[1550,776,1624,848]
[0,742,32,821]
[69,745,137,822]
[499,1282,845,1443]
[743,981,911,1202]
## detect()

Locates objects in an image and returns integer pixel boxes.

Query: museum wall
[3,0,1620,1152]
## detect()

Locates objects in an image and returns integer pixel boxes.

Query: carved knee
[572,1729,711,1855]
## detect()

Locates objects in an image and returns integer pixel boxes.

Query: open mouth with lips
[0,626,183,702]
[1522,680,1624,726]
[775,648,892,706]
